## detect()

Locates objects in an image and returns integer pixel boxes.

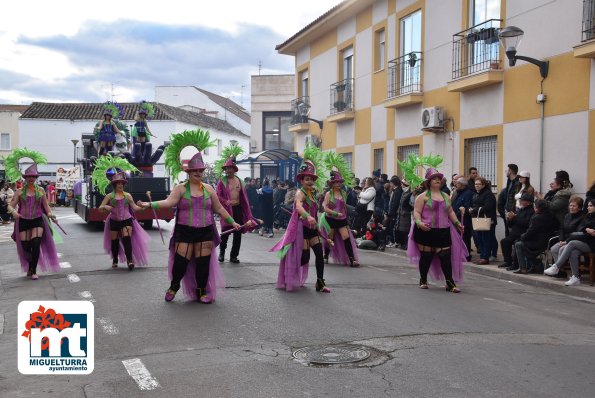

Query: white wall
[386,139,395,175]
[355,28,373,110]
[394,104,423,138]
[354,143,371,179]
[336,119,355,147]
[310,48,337,120]
[373,0,389,24]
[460,84,504,130]
[338,16,357,44]
[371,104,387,142]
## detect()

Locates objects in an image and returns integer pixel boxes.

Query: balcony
[327,78,355,123]
[574,0,595,58]
[288,96,311,133]
[447,19,504,92]
[385,52,423,109]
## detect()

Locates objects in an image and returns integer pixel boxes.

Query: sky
[0,0,341,108]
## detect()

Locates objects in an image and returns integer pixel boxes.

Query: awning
[236,149,300,163]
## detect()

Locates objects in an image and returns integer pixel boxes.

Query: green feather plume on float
[164,129,216,182]
[397,153,443,190]
[323,151,355,189]
[214,142,244,179]
[2,148,47,183]
[139,101,155,118]
[301,144,328,193]
[91,154,139,195]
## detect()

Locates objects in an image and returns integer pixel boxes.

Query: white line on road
[57,253,63,258]
[367,265,389,272]
[67,274,80,283]
[122,358,161,391]
[78,291,96,302]
[98,318,119,335]
[59,261,71,268]
[0,314,4,335]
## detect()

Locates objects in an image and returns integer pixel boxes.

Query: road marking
[0,314,4,335]
[60,261,71,268]
[57,253,63,258]
[67,274,80,283]
[367,265,389,272]
[57,215,80,220]
[78,291,96,302]
[122,358,161,391]
[98,318,119,335]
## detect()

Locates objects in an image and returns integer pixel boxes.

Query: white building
[18,102,249,178]
[0,105,29,180]
[155,86,251,137]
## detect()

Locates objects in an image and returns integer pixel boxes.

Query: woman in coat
[468,177,497,265]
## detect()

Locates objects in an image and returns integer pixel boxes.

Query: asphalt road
[1,207,594,397]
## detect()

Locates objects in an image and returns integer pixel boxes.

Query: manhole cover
[292,345,371,364]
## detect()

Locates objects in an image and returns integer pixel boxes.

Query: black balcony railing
[330,78,354,114]
[388,51,422,98]
[290,96,310,125]
[583,0,595,42]
[452,19,502,80]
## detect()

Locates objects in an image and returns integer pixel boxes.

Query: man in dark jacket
[503,164,521,236]
[452,177,474,260]
[501,194,535,270]
[513,199,559,273]
[386,176,402,247]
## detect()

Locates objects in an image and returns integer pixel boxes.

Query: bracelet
[150,201,159,210]
[225,216,235,224]
[300,213,309,220]
[7,205,15,213]
[454,220,461,226]
[415,219,422,226]
[331,210,338,217]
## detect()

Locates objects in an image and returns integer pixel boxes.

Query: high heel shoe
[349,257,360,267]
[445,280,461,293]
[197,287,213,304]
[315,278,331,293]
[419,278,428,289]
[127,262,135,271]
[165,283,180,302]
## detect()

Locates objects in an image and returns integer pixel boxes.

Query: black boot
[315,278,331,293]
[218,250,225,262]
[445,280,461,293]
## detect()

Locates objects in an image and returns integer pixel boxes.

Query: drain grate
[292,344,371,365]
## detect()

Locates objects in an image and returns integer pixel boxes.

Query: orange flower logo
[21,305,72,350]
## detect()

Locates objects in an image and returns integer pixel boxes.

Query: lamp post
[71,139,79,167]
[297,102,324,131]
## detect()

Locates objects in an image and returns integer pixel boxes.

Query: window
[373,148,384,173]
[217,139,223,155]
[0,133,10,150]
[375,29,386,71]
[397,144,420,177]
[342,46,354,80]
[465,135,498,191]
[469,0,501,67]
[299,70,309,97]
[400,10,422,92]
[263,113,293,151]
[342,152,353,171]
[470,0,500,26]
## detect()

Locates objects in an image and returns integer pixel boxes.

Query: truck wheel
[143,220,153,229]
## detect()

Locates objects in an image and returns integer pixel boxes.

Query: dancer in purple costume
[319,171,359,267]
[98,172,150,270]
[407,167,467,292]
[5,150,61,280]
[215,145,258,263]
[139,129,241,303]
[271,146,331,293]
[97,102,123,156]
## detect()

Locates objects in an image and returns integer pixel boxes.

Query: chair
[578,252,595,286]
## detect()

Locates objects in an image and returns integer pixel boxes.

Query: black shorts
[110,217,133,231]
[303,227,319,240]
[137,131,147,138]
[174,224,214,243]
[413,227,451,247]
[327,217,348,230]
[19,217,44,231]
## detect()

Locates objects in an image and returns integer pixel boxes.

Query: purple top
[421,198,451,228]
[109,196,133,221]
[301,191,318,228]
[327,191,347,220]
[19,194,43,219]
[177,184,213,228]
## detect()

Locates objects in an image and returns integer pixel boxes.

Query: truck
[73,132,174,228]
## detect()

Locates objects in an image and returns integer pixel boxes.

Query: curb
[377,248,595,302]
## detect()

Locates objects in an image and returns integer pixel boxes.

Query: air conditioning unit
[305,134,321,148]
[421,107,444,129]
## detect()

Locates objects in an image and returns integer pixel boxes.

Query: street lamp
[498,26,549,79]
[71,139,79,167]
[297,102,324,130]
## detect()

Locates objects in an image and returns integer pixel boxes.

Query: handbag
[471,207,491,231]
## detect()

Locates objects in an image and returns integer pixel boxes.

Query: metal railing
[290,96,310,125]
[583,0,595,42]
[388,51,422,98]
[452,19,502,80]
[330,78,354,114]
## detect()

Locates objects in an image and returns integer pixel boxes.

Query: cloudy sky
[0,0,340,107]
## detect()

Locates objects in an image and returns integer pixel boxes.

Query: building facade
[0,105,29,180]
[277,0,595,195]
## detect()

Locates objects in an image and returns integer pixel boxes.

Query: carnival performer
[138,129,241,303]
[214,143,258,263]
[271,145,331,293]
[402,155,467,293]
[97,102,124,156]
[92,155,150,270]
[319,152,359,267]
[4,149,61,279]
[132,101,155,157]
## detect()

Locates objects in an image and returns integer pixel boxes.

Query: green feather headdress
[103,101,122,118]
[91,154,139,195]
[213,142,244,179]
[301,144,328,193]
[397,153,444,190]
[2,148,47,183]
[139,101,155,118]
[164,129,216,182]
[323,151,355,188]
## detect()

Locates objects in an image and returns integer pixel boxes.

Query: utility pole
[240,85,246,107]
[258,60,262,76]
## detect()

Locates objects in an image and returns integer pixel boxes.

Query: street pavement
[1,207,595,397]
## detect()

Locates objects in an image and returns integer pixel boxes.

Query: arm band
[415,219,422,226]
[454,220,461,226]
[151,201,159,210]
[300,212,309,220]
[7,205,15,213]
[225,216,235,224]
[331,210,338,217]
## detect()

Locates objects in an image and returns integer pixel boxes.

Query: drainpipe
[538,79,546,194]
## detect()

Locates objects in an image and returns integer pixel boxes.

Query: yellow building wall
[423,87,461,131]
[355,108,372,145]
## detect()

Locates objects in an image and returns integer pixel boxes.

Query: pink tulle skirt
[102,215,150,266]
[13,216,61,274]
